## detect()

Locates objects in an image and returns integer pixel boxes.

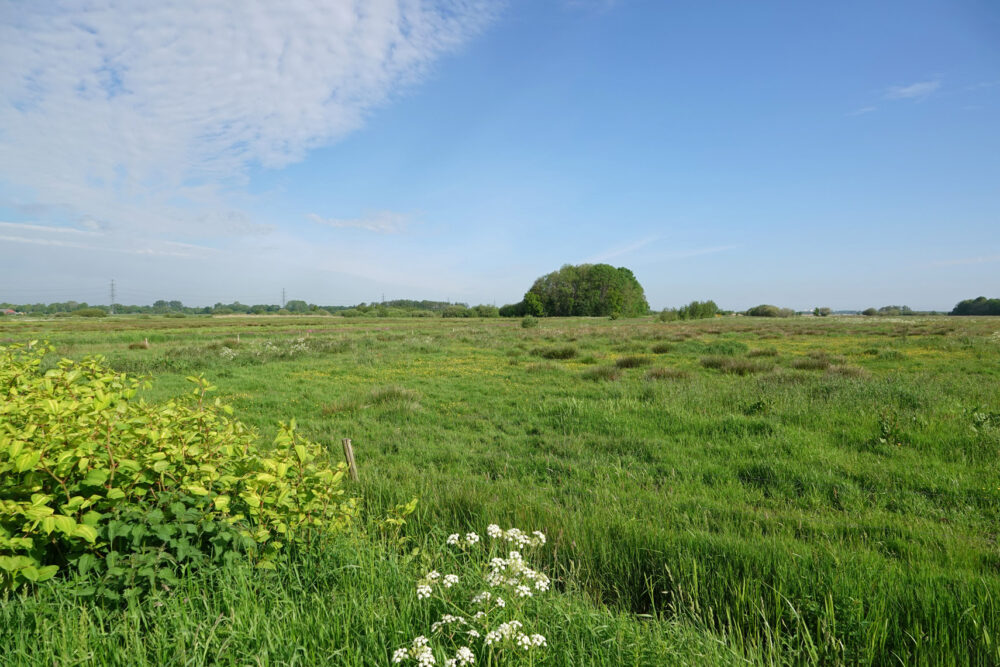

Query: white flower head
[465,532,480,545]
[443,574,459,588]
[446,533,461,546]
[487,524,502,538]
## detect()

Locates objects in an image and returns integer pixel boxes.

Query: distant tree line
[499,264,650,318]
[0,298,500,318]
[950,296,1000,316]
[659,300,720,321]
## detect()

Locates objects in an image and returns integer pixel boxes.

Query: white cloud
[848,106,877,116]
[884,80,940,100]
[0,1,494,240]
[586,236,658,263]
[308,211,411,234]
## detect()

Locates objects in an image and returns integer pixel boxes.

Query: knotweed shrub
[614,355,650,368]
[520,316,538,329]
[394,526,550,666]
[0,342,356,594]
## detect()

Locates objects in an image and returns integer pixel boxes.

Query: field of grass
[2,314,999,665]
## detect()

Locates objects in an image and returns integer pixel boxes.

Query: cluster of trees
[659,300,720,321]
[499,264,649,318]
[950,297,1000,316]
[745,304,796,318]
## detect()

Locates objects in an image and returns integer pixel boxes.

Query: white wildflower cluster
[219,346,238,360]
[483,621,546,652]
[446,532,480,548]
[402,525,550,665]
[485,525,546,548]
[416,570,442,600]
[991,331,1000,343]
[444,646,476,667]
[485,550,550,595]
[393,636,435,665]
[431,615,466,633]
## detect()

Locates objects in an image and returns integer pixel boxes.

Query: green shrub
[71,308,108,318]
[521,315,538,329]
[0,343,356,594]
[745,305,795,318]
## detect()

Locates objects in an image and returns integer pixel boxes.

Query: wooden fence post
[342,438,359,481]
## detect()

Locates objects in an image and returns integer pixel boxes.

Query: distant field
[2,314,999,664]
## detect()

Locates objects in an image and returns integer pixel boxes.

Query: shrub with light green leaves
[0,342,356,596]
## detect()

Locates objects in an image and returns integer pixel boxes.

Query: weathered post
[342,438,359,481]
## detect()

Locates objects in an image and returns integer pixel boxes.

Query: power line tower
[281,288,286,308]
[109,279,116,315]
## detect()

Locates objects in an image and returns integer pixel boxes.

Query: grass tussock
[532,345,578,360]
[650,342,672,354]
[645,367,689,380]
[582,366,622,381]
[701,356,773,375]
[368,385,421,411]
[747,347,778,357]
[615,355,651,368]
[791,356,831,371]
[827,364,870,379]
[127,340,150,350]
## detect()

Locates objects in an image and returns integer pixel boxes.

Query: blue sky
[1,0,998,310]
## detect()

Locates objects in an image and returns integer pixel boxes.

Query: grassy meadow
[2,313,1000,665]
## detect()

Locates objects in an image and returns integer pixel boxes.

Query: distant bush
[0,343,356,595]
[521,315,538,329]
[745,304,795,318]
[442,305,472,318]
[339,309,363,318]
[678,300,719,320]
[950,296,1000,316]
[473,305,500,318]
[813,307,832,317]
[70,308,107,318]
[862,308,877,317]
[658,309,679,322]
[163,312,186,318]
